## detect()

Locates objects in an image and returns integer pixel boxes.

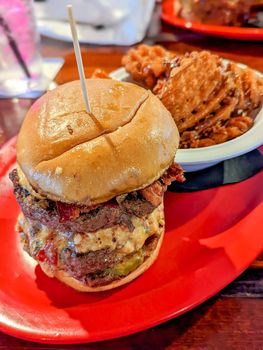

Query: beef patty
[20,215,161,287]
[80,235,159,287]
[9,164,184,234]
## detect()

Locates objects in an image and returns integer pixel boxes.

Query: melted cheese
[73,203,164,254]
[17,167,165,255]
[18,203,164,256]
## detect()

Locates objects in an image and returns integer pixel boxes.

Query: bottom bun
[39,228,164,292]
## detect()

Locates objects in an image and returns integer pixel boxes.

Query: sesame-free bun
[40,226,164,292]
[17,79,179,205]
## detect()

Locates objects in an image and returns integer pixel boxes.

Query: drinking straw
[0,14,31,78]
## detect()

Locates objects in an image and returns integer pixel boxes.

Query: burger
[9,79,184,292]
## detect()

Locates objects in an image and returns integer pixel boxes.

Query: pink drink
[0,0,42,96]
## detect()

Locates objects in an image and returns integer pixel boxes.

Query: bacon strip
[140,163,185,206]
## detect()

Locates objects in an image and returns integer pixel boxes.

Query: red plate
[0,137,263,344]
[162,0,263,41]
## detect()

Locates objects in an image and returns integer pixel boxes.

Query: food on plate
[154,51,259,148]
[122,45,263,148]
[173,0,262,27]
[153,51,224,128]
[9,79,184,292]
[227,62,263,110]
[121,44,176,89]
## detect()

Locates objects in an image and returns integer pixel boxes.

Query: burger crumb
[159,218,165,227]
[67,124,74,135]
[74,234,82,245]
[55,167,63,175]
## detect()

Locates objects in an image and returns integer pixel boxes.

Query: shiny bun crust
[17,79,179,205]
[40,227,164,292]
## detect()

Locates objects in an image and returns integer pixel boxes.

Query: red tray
[0,137,262,344]
[162,0,263,41]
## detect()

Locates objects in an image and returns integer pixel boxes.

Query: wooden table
[0,14,263,349]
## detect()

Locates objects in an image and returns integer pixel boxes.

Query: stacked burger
[9,79,184,292]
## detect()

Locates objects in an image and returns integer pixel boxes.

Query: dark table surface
[0,8,263,349]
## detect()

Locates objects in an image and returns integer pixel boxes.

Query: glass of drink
[0,0,44,97]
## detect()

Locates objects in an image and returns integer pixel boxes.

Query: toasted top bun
[17,79,179,205]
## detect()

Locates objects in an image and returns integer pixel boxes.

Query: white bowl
[110,65,263,172]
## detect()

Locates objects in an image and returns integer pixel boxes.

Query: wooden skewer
[67,4,91,113]
[67,4,116,152]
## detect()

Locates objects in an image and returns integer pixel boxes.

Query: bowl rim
[110,63,263,166]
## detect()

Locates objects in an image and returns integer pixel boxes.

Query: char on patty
[9,163,184,234]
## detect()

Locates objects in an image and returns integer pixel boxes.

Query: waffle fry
[121,44,176,89]
[180,115,253,148]
[227,63,263,111]
[155,51,223,127]
[121,46,262,148]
